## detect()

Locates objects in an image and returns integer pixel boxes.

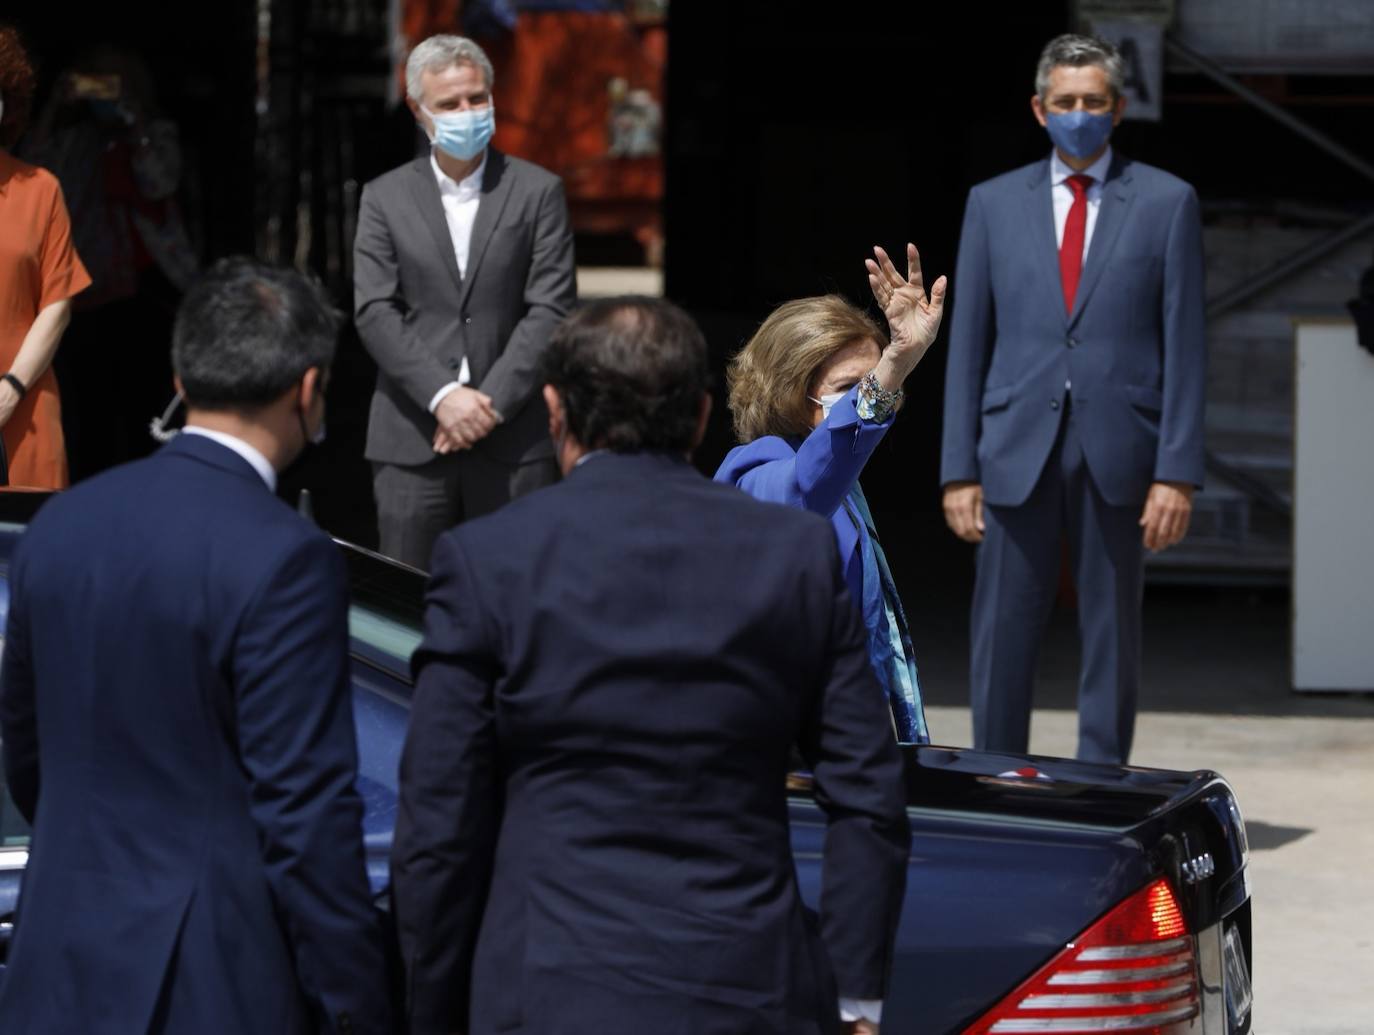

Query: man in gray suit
[355,34,576,569]
[941,34,1206,764]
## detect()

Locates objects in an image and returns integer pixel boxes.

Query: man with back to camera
[941,34,1206,764]
[390,297,911,1035]
[0,258,393,1034]
[355,33,577,570]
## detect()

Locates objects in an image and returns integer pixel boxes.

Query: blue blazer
[940,153,1207,507]
[714,389,893,609]
[0,434,392,1035]
[391,451,909,1035]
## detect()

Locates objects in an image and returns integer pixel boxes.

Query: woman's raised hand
[865,243,946,368]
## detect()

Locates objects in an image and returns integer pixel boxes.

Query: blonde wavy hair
[726,295,887,443]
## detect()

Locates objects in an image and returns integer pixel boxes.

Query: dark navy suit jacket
[391,451,910,1035]
[0,434,392,1034]
[941,153,1207,506]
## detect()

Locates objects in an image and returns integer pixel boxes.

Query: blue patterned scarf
[843,484,929,744]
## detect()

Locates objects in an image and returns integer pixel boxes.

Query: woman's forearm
[871,347,920,396]
[10,299,73,388]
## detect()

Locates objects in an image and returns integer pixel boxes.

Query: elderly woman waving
[715,245,946,743]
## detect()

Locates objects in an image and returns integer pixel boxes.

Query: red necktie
[1059,174,1094,314]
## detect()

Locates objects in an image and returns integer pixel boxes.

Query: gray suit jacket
[354,149,576,467]
[940,153,1207,508]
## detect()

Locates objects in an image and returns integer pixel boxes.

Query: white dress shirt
[182,426,277,491]
[426,149,487,414]
[1050,145,1113,259]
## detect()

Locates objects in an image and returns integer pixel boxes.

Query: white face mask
[808,391,845,420]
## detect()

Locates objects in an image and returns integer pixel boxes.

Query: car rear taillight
[963,878,1200,1034]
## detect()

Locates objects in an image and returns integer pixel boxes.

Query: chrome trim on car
[990,1003,1200,1031]
[1076,938,1190,960]
[1023,985,1194,1008]
[1047,960,1193,985]
[0,849,29,871]
[1182,851,1215,883]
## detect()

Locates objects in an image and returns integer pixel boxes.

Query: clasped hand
[433,386,501,454]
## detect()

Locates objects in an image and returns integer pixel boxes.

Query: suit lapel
[1068,154,1135,328]
[458,150,515,312]
[407,158,464,290]
[1022,160,1064,325]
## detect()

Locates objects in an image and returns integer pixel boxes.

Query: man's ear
[689,391,713,453]
[299,366,324,411]
[1031,93,1048,128]
[172,374,186,398]
[543,384,564,437]
[1112,93,1128,126]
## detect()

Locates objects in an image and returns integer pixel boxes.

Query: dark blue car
[0,503,1254,1034]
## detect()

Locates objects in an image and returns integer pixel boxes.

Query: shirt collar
[1051,144,1113,188]
[430,149,486,199]
[573,448,610,468]
[181,426,277,491]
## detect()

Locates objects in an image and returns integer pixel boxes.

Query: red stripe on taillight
[962,879,1201,1034]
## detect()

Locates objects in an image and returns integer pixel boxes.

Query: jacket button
[1065,336,1079,348]
[464,316,472,325]
[448,358,460,370]
[1050,399,1060,410]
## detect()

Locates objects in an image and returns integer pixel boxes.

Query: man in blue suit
[941,34,1206,764]
[0,259,393,1033]
[392,297,910,1035]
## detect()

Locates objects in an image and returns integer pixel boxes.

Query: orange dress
[0,149,91,488]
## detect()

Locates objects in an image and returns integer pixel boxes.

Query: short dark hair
[539,296,710,454]
[172,257,340,409]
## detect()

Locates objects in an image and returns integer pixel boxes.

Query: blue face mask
[1044,110,1115,160]
[422,104,495,161]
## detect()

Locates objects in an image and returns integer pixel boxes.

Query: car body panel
[0,502,1252,1033]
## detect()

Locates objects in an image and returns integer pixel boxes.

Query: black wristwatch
[3,373,27,399]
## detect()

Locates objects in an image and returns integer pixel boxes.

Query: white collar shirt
[182,426,277,491]
[1050,145,1113,258]
[430,149,487,279]
[425,150,486,409]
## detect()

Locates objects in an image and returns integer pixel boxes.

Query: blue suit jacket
[941,153,1207,507]
[714,390,893,609]
[391,451,909,1035]
[0,434,392,1035]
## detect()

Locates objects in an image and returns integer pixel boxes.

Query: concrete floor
[910,562,1374,1035]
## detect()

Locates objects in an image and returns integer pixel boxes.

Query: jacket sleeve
[797,531,910,1001]
[940,187,995,486]
[391,532,502,1035]
[728,390,894,518]
[0,544,39,822]
[477,176,577,420]
[353,181,456,412]
[1154,185,1207,487]
[234,535,394,1035]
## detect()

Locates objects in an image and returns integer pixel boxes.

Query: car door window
[0,741,30,850]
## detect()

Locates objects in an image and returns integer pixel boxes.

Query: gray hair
[405,35,494,101]
[1035,34,1123,100]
